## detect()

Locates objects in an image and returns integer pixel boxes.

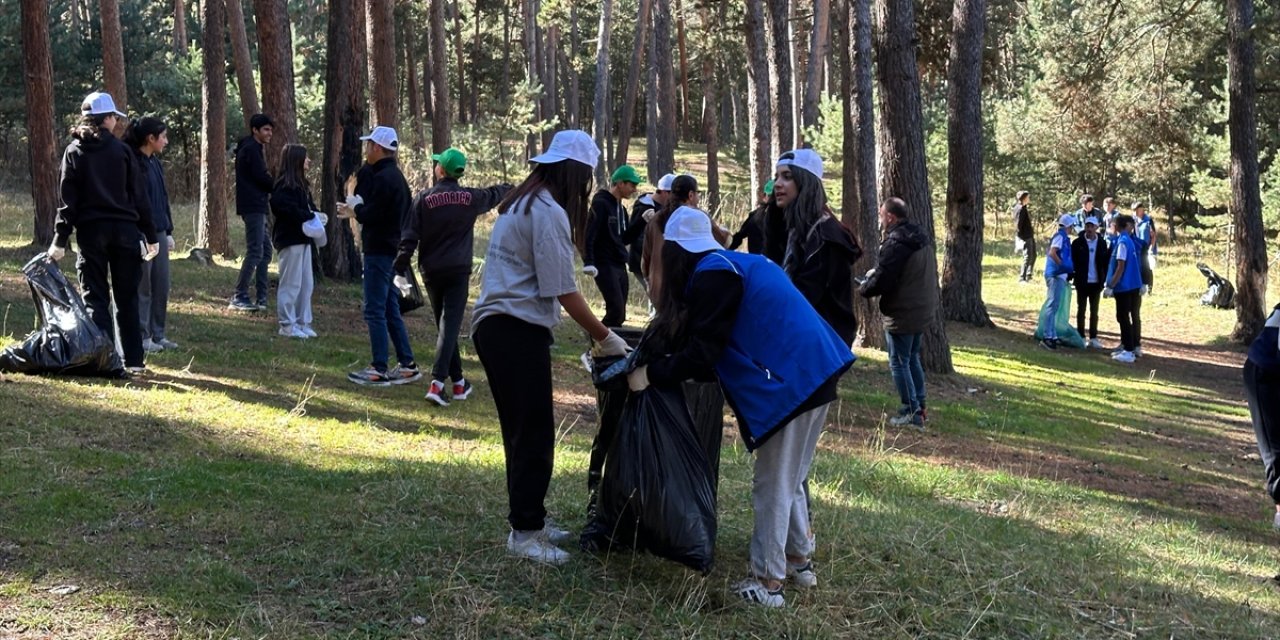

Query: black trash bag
[1197,262,1236,309]
[585,327,646,512]
[580,385,717,574]
[682,381,725,501]
[396,267,425,315]
[0,254,123,376]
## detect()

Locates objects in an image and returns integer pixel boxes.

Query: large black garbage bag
[0,254,123,376]
[585,328,646,509]
[580,385,717,574]
[396,267,425,314]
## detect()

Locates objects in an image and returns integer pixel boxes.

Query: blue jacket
[1248,308,1280,375]
[1106,233,1144,293]
[694,251,855,450]
[1046,227,1074,278]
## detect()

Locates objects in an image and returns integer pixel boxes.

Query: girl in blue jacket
[627,207,854,608]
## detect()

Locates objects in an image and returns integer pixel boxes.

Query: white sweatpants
[276,244,314,328]
[750,401,830,582]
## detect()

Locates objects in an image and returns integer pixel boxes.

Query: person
[622,173,672,292]
[270,144,319,340]
[49,91,158,375]
[1104,214,1144,363]
[1039,213,1076,350]
[641,174,730,306]
[858,197,938,428]
[1070,216,1110,350]
[394,147,512,406]
[1133,201,1157,293]
[729,180,772,255]
[584,165,642,327]
[1244,304,1280,529]
[470,129,631,566]
[1101,197,1119,230]
[1074,194,1097,235]
[627,207,854,607]
[338,126,421,386]
[229,113,275,311]
[1013,191,1035,282]
[764,149,861,346]
[125,117,178,352]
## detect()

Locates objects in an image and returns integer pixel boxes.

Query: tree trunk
[840,0,883,349]
[522,0,541,157]
[675,0,690,136]
[225,0,260,129]
[566,2,579,128]
[198,0,231,255]
[592,0,614,184]
[252,0,298,172]
[472,2,483,122]
[699,5,720,213]
[173,0,188,52]
[454,0,466,125]
[648,0,677,179]
[802,0,830,133]
[321,0,367,280]
[430,0,451,151]
[501,0,512,104]
[873,0,953,374]
[615,0,653,171]
[422,23,435,124]
[939,0,991,327]
[22,0,58,248]
[99,0,127,136]
[365,0,397,128]
[547,26,561,130]
[744,0,772,198]
[1227,0,1268,343]
[405,27,424,150]
[766,0,793,155]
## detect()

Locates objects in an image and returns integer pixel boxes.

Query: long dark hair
[123,117,167,151]
[649,241,713,342]
[70,113,111,142]
[779,165,830,274]
[275,144,310,193]
[498,159,594,253]
[652,174,699,235]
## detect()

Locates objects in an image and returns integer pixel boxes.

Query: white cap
[1058,213,1077,227]
[1084,216,1100,227]
[657,173,677,191]
[529,129,600,168]
[360,126,399,151]
[664,206,723,254]
[81,91,126,117]
[776,148,824,180]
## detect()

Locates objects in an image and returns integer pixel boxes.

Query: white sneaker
[142,338,163,353]
[157,338,180,350]
[786,561,818,589]
[298,325,318,339]
[507,531,569,566]
[1133,346,1144,357]
[731,577,784,608]
[1088,338,1104,350]
[1112,351,1136,363]
[542,520,574,545]
[278,325,307,339]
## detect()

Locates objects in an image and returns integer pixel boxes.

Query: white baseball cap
[664,206,723,254]
[1058,213,1077,227]
[1084,216,1100,227]
[530,129,600,168]
[360,126,399,151]
[657,173,677,191]
[81,91,126,117]
[777,148,824,180]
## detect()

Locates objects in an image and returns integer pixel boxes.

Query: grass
[1,167,1279,638]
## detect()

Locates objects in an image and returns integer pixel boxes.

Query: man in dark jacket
[730,179,771,255]
[1013,190,1034,282]
[584,165,641,327]
[623,172,672,291]
[1070,216,1111,349]
[394,147,511,406]
[858,197,938,429]
[230,113,274,311]
[338,126,420,387]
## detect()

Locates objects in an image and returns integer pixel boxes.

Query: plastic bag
[1034,278,1084,348]
[580,385,717,574]
[0,254,124,376]
[586,328,646,511]
[396,267,425,314]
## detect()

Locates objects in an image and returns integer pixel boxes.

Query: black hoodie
[234,135,273,216]
[766,211,862,345]
[270,183,317,250]
[352,157,412,257]
[859,219,938,335]
[54,128,156,248]
[585,189,629,267]
[394,177,512,278]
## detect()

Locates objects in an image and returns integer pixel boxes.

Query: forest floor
[1,184,1279,638]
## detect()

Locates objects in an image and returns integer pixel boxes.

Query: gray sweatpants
[276,244,314,329]
[138,237,171,341]
[750,401,830,582]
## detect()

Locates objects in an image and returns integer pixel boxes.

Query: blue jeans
[234,213,272,303]
[362,254,415,372]
[885,331,925,413]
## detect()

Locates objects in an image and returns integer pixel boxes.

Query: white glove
[583,265,599,278]
[1103,287,1114,299]
[1147,254,1157,270]
[593,330,631,357]
[393,275,412,297]
[166,235,176,251]
[142,242,160,261]
[627,365,650,392]
[47,243,65,262]
[336,195,363,220]
[1141,285,1150,296]
[312,211,329,225]
[642,209,656,222]
[344,194,365,208]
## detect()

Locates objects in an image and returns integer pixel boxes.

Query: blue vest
[693,251,855,450]
[1105,233,1144,293]
[1046,228,1074,278]
[1248,309,1280,374]
[1135,216,1155,245]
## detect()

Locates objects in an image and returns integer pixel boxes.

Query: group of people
[1014,192,1158,363]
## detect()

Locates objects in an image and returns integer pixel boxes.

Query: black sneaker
[1038,339,1057,351]
[387,363,423,385]
[348,366,392,386]
[910,408,927,430]
[228,297,257,311]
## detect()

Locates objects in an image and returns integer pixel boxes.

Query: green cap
[611,164,643,185]
[764,179,775,195]
[432,148,467,178]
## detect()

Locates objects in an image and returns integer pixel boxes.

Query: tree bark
[225,0,260,130]
[873,0,953,374]
[99,0,127,136]
[321,0,367,280]
[592,0,614,185]
[699,4,720,213]
[422,21,435,124]
[454,0,466,125]
[199,0,231,255]
[522,0,541,157]
[1227,0,1268,343]
[431,0,451,151]
[939,0,992,327]
[566,2,580,128]
[22,0,58,248]
[675,0,690,136]
[473,2,484,122]
[840,0,883,349]
[405,26,424,150]
[802,0,830,133]
[744,0,772,198]
[648,0,677,179]
[615,0,653,171]
[766,0,793,155]
[501,0,512,104]
[547,26,561,130]
[366,0,397,128]
[252,0,298,172]
[173,0,188,53]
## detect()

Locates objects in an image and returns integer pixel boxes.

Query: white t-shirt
[1113,238,1130,263]
[472,190,579,331]
[1086,237,1099,283]
[1050,232,1069,279]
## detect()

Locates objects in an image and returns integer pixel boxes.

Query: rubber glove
[393,275,412,297]
[627,365,650,392]
[47,243,65,262]
[593,330,631,357]
[583,265,599,278]
[1140,285,1150,296]
[1103,287,1114,299]
[166,235,176,251]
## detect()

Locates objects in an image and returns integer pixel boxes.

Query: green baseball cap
[432,148,467,178]
[764,179,775,195]
[611,164,643,185]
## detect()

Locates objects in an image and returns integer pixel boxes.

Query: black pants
[1075,281,1103,339]
[425,271,468,382]
[1019,238,1037,281]
[1140,249,1154,290]
[76,221,144,368]
[1115,289,1141,352]
[1245,360,1280,504]
[474,315,555,532]
[594,261,629,327]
